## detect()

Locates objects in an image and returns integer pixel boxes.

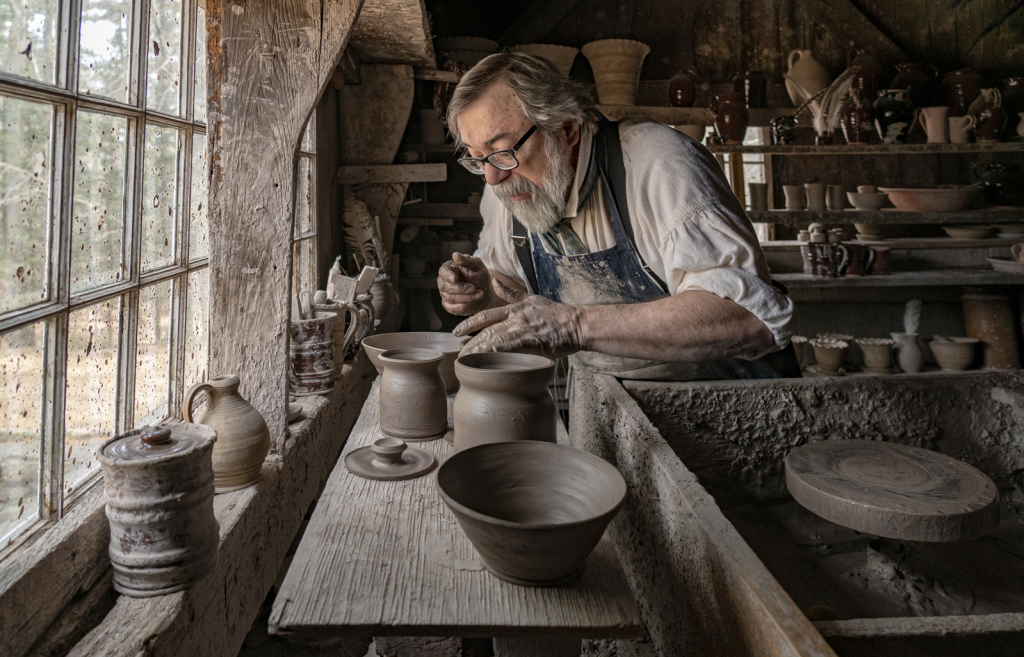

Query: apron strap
[511,217,539,294]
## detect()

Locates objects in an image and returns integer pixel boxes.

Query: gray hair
[446,52,600,149]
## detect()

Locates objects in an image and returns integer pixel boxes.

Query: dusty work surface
[722,498,1024,620]
[269,379,642,640]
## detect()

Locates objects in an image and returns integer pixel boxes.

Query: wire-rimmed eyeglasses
[457,126,537,175]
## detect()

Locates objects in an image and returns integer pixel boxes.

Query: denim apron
[511,120,801,380]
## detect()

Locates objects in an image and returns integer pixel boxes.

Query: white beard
[492,133,575,234]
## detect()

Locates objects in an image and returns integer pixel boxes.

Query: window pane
[71,110,126,293]
[65,297,120,496]
[78,0,131,102]
[193,4,206,122]
[134,280,171,426]
[294,155,312,237]
[0,95,52,313]
[0,322,44,549]
[184,267,208,389]
[141,124,178,271]
[147,0,182,115]
[1,0,60,84]
[189,131,207,260]
[292,237,315,297]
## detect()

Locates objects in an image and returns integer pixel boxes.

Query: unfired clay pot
[183,374,271,493]
[930,337,979,371]
[379,348,448,441]
[856,338,894,373]
[581,39,650,106]
[453,353,556,451]
[362,331,467,393]
[435,441,627,586]
[810,338,848,376]
[962,293,1020,369]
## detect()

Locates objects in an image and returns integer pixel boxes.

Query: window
[1,0,210,551]
[718,126,775,242]
[293,118,316,297]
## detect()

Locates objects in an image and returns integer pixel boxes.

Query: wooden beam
[596,105,715,126]
[349,0,435,66]
[498,0,582,48]
[398,202,482,218]
[335,163,446,185]
[413,67,460,83]
[396,217,454,226]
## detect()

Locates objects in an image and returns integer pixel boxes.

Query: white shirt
[473,117,796,351]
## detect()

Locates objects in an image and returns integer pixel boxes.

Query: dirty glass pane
[301,116,315,153]
[193,3,206,123]
[78,0,132,102]
[71,110,126,293]
[0,95,52,313]
[0,322,44,550]
[292,237,314,297]
[147,0,181,115]
[1,0,60,85]
[141,124,178,271]
[134,280,171,427]
[65,297,120,495]
[184,267,208,389]
[189,131,207,260]
[294,155,313,237]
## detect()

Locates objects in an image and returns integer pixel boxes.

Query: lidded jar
[98,424,220,597]
[453,353,556,452]
[379,348,448,441]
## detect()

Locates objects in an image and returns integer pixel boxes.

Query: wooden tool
[785,440,999,542]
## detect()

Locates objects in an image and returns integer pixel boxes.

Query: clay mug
[918,106,949,143]
[378,348,448,441]
[805,183,828,212]
[312,300,361,369]
[971,88,1004,142]
[748,182,769,212]
[826,184,846,210]
[783,185,806,210]
[842,242,875,277]
[949,115,976,144]
[891,333,924,374]
[810,242,848,278]
[869,245,891,275]
[182,374,271,493]
[453,352,556,452]
[709,91,749,144]
[288,311,338,396]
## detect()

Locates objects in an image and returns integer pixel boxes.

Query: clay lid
[344,438,437,481]
[99,424,216,465]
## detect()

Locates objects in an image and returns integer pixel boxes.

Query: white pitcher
[948,114,976,143]
[785,50,831,107]
[919,106,949,143]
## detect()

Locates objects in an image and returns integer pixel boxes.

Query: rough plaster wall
[624,373,1024,511]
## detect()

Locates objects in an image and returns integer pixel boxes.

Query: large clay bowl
[879,186,979,211]
[930,337,979,371]
[436,441,627,586]
[362,332,466,393]
[846,192,889,210]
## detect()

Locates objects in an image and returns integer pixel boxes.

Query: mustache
[492,175,536,201]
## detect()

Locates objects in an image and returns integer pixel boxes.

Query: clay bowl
[878,185,979,212]
[809,338,848,376]
[853,223,882,239]
[929,337,979,371]
[846,192,889,210]
[943,225,992,239]
[362,332,467,393]
[436,441,626,586]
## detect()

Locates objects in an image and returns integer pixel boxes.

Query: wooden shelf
[710,142,1024,155]
[399,202,482,218]
[760,237,1022,251]
[748,208,1024,225]
[336,163,446,185]
[398,142,455,153]
[774,268,1024,289]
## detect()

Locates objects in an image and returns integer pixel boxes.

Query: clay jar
[809,338,848,376]
[182,374,271,493]
[847,48,885,101]
[709,91,749,144]
[856,338,894,373]
[289,311,338,396]
[733,71,768,109]
[668,70,696,107]
[786,49,831,106]
[839,90,875,144]
[962,293,1021,369]
[892,63,939,108]
[581,39,650,106]
[944,69,983,117]
[453,352,556,451]
[874,89,916,143]
[378,348,448,441]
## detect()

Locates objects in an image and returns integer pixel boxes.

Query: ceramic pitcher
[709,91,749,144]
[949,114,976,143]
[891,333,924,374]
[919,106,949,143]
[379,348,448,441]
[182,374,271,493]
[786,49,830,107]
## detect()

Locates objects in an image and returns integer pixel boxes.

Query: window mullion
[125,116,144,288]
[40,314,68,520]
[169,275,187,419]
[59,0,83,93]
[131,0,152,110]
[182,0,196,124]
[118,292,138,434]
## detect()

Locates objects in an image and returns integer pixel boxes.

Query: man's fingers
[492,278,527,304]
[438,260,461,284]
[460,326,545,356]
[437,278,481,297]
[452,305,514,337]
[452,252,484,271]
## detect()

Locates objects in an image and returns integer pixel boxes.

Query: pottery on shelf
[378,348,448,441]
[182,374,271,493]
[370,273,396,321]
[856,338,894,373]
[949,114,976,144]
[771,115,797,145]
[668,70,696,107]
[581,39,650,106]
[839,89,875,145]
[891,332,924,373]
[975,163,1024,206]
[847,191,888,210]
[854,222,882,239]
[805,183,828,212]
[843,242,875,277]
[879,185,978,212]
[98,424,219,597]
[783,185,806,210]
[943,225,991,239]
[930,337,979,371]
[312,300,361,370]
[785,49,831,107]
[289,311,338,396]
[943,68,983,117]
[509,44,578,77]
[919,106,949,143]
[791,335,808,369]
[809,338,849,376]
[453,352,556,451]
[709,91,749,145]
[826,185,846,211]
[847,48,885,101]
[874,89,916,144]
[748,182,769,212]
[362,331,467,393]
[870,245,891,275]
[970,88,1004,143]
[892,63,939,108]
[733,71,768,109]
[962,293,1021,370]
[435,441,627,586]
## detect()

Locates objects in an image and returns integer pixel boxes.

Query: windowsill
[0,353,377,657]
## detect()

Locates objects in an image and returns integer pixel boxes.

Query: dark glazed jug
[892,63,939,108]
[668,70,696,107]
[709,91,749,144]
[733,71,768,109]
[839,89,875,144]
[974,163,1024,206]
[848,48,885,101]
[874,89,915,143]
[944,69,983,117]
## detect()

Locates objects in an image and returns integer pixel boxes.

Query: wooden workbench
[268,379,644,656]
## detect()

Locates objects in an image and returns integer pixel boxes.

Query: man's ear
[563,120,580,148]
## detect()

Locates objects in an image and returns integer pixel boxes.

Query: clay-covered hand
[454,280,587,359]
[437,252,492,316]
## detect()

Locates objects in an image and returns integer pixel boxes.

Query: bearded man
[437,53,800,380]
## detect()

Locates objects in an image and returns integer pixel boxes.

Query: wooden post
[207,0,364,446]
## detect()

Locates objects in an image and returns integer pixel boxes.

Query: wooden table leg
[493,636,581,657]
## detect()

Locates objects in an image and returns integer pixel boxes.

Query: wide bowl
[436,441,627,586]
[879,185,979,212]
[929,337,979,371]
[362,332,467,393]
[846,192,889,210]
[943,225,992,239]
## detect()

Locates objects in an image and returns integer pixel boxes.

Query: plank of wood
[336,164,447,185]
[348,0,434,66]
[413,68,460,83]
[498,0,583,48]
[748,208,1024,225]
[760,237,1024,251]
[399,203,482,218]
[397,218,454,227]
[773,268,1024,288]
[710,142,1024,154]
[596,105,715,126]
[269,380,644,639]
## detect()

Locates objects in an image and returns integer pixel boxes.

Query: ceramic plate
[987,257,1024,274]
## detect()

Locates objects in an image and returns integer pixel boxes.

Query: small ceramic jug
[183,374,271,493]
[870,245,891,275]
[289,311,338,396]
[810,242,849,278]
[847,48,884,101]
[312,301,361,370]
[842,242,875,277]
[668,70,696,107]
[943,69,983,117]
[918,106,949,143]
[839,89,875,144]
[786,49,831,106]
[891,333,924,373]
[378,348,448,441]
[949,114,976,144]
[709,92,749,144]
[971,88,1004,143]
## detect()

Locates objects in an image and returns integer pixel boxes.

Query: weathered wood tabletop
[269,379,643,646]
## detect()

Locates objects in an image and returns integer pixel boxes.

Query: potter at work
[437,53,800,381]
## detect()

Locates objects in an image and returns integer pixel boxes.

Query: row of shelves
[748,208,1024,225]
[760,237,1022,251]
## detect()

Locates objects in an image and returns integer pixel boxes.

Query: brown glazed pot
[944,69,983,117]
[182,374,271,493]
[847,48,885,101]
[892,63,939,108]
[709,91,749,144]
[436,441,627,586]
[453,353,556,451]
[839,89,875,144]
[288,311,338,396]
[962,293,1020,370]
[379,348,448,441]
[668,70,696,107]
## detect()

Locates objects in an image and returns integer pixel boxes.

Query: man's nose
[484,163,511,186]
